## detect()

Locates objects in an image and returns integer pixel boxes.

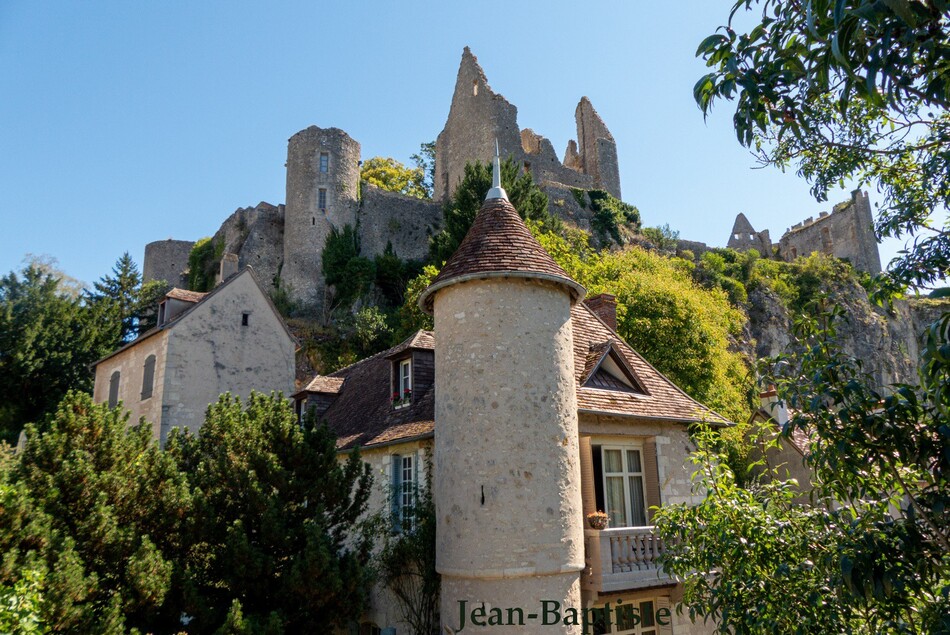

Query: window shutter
[108,371,121,408]
[643,438,661,523]
[579,436,596,518]
[391,454,402,531]
[656,596,674,635]
[141,355,156,400]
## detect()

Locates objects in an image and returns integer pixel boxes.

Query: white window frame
[400,453,415,531]
[394,358,411,409]
[600,444,648,528]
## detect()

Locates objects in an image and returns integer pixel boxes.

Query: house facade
[296,159,725,635]
[93,268,296,444]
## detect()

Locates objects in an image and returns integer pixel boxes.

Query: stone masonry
[143,239,194,288]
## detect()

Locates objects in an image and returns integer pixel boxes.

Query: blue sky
[0,1,903,286]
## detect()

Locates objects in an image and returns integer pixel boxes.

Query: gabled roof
[296,376,345,396]
[93,267,297,366]
[581,340,648,394]
[310,331,436,450]
[571,303,730,425]
[419,197,585,312]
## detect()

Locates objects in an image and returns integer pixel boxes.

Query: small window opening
[472,79,478,96]
[749,233,755,240]
[241,312,250,326]
[319,152,329,173]
[318,188,327,211]
[393,358,412,408]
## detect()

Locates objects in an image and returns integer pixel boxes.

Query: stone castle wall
[778,189,882,274]
[357,185,442,263]
[281,126,361,308]
[143,239,194,287]
[212,202,285,290]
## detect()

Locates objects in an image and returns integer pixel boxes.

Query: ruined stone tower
[727,212,772,254]
[421,155,587,634]
[280,126,361,308]
[434,48,621,203]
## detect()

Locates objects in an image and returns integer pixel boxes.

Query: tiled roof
[317,332,435,450]
[297,376,345,395]
[311,304,728,450]
[165,288,209,303]
[419,197,585,312]
[570,303,730,425]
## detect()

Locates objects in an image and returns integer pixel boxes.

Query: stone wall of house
[161,271,296,442]
[143,239,194,287]
[357,184,442,263]
[93,331,170,441]
[212,202,285,291]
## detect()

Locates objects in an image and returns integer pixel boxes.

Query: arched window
[108,371,121,408]
[141,355,156,400]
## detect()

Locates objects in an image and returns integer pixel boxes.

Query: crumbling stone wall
[358,184,442,262]
[434,47,622,204]
[778,189,882,274]
[727,212,772,255]
[212,202,285,291]
[281,126,361,309]
[143,239,194,287]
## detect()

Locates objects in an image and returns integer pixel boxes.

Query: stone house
[296,161,725,635]
[92,268,296,444]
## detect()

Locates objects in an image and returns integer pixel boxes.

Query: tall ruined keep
[434,47,621,203]
[142,47,624,311]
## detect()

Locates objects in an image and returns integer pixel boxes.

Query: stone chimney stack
[585,293,617,331]
[759,385,789,426]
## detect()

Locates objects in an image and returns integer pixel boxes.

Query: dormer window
[583,341,647,395]
[392,358,411,409]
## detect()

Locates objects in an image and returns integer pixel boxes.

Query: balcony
[582,526,673,593]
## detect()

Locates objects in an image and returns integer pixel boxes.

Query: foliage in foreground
[657,300,950,634]
[168,393,375,633]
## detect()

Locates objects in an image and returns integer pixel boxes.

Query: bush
[587,189,640,245]
[188,237,222,292]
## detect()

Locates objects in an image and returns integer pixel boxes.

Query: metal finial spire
[485,138,509,201]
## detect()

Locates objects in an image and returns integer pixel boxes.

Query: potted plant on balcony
[586,511,608,530]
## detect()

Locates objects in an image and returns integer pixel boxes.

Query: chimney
[217,253,239,285]
[585,293,617,331]
[759,385,789,426]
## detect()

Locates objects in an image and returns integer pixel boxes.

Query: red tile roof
[419,197,585,312]
[297,376,345,395]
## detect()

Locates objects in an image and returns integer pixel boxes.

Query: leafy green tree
[169,392,375,633]
[188,237,221,292]
[429,157,560,265]
[12,391,191,633]
[361,156,430,199]
[695,0,950,289]
[393,265,438,343]
[411,141,436,198]
[88,252,171,344]
[322,225,376,307]
[587,189,640,245]
[0,266,118,443]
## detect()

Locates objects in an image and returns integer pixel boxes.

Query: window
[141,355,156,400]
[391,452,416,532]
[318,188,327,211]
[394,358,411,408]
[591,598,661,635]
[359,623,381,635]
[241,312,249,326]
[108,371,121,408]
[596,445,647,528]
[319,152,329,173]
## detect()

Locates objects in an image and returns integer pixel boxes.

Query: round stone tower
[281,125,360,309]
[419,154,587,634]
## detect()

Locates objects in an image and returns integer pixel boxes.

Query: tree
[694,0,950,290]
[11,391,192,633]
[0,266,118,443]
[168,393,376,633]
[322,225,376,308]
[360,156,430,199]
[428,156,561,265]
[88,252,171,345]
[411,141,436,198]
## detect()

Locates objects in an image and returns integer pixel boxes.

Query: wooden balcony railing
[582,526,672,593]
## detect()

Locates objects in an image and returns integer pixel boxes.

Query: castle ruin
[143,47,625,309]
[725,189,882,274]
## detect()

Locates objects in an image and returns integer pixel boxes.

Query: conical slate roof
[419,195,586,313]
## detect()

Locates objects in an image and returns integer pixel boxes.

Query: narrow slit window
[241,312,249,326]
[319,152,329,173]
[318,188,327,211]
